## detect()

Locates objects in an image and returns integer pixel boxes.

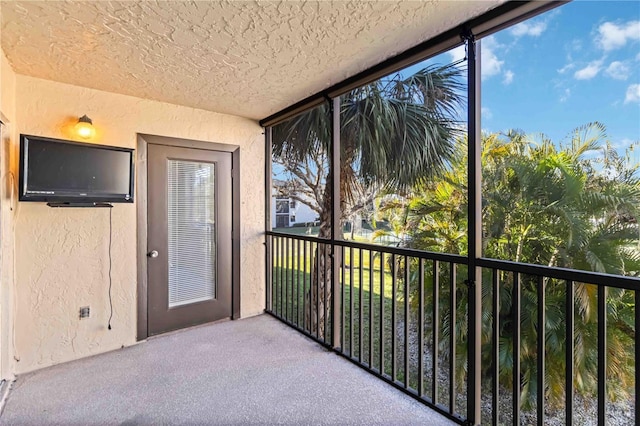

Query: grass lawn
[272,226,321,236]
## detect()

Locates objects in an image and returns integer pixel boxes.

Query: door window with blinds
[167,159,217,307]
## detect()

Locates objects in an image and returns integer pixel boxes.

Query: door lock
[147,250,159,258]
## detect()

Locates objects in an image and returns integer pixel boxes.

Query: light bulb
[75,115,95,139]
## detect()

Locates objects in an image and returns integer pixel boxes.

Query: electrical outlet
[79,306,90,319]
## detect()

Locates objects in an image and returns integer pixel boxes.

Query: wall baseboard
[0,379,14,417]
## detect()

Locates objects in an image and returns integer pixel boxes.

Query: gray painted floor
[1,315,456,425]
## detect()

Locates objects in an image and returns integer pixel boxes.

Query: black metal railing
[477,258,639,426]
[265,231,639,425]
[334,239,470,423]
[266,231,469,423]
[266,232,334,346]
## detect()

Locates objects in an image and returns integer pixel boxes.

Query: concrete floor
[1,314,456,425]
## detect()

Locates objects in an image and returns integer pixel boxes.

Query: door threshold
[147,317,232,340]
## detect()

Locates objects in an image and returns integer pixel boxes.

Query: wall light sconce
[75,115,95,139]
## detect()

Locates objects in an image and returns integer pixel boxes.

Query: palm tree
[395,124,638,409]
[479,124,640,408]
[272,63,466,337]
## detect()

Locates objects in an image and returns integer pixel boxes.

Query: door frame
[136,134,241,341]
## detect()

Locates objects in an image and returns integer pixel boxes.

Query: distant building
[271,180,318,228]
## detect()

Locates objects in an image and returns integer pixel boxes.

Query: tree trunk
[304,141,356,340]
[305,184,333,339]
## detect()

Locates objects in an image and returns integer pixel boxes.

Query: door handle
[147,250,159,258]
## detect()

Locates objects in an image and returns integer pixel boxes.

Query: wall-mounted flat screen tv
[19,134,135,203]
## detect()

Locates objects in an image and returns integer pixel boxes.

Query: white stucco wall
[291,201,317,225]
[10,75,265,374]
[0,48,17,381]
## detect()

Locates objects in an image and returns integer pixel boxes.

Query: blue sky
[463,1,639,155]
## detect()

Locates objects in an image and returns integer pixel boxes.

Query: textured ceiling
[1,1,503,120]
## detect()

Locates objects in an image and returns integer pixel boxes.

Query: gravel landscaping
[395,317,635,425]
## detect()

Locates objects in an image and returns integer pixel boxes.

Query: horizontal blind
[167,160,217,308]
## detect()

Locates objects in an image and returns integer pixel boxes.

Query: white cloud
[596,20,640,51]
[559,88,571,103]
[624,84,640,104]
[570,39,583,52]
[605,61,630,80]
[511,20,548,37]
[448,45,466,63]
[574,60,603,80]
[481,36,504,79]
[558,63,575,74]
[503,70,514,85]
[611,138,635,150]
[481,107,493,119]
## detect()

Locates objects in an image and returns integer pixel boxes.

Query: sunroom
[0,1,638,425]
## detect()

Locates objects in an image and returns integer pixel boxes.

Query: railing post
[466,31,482,425]
[492,270,500,426]
[565,280,574,425]
[633,290,640,424]
[433,260,440,404]
[513,273,521,425]
[449,263,457,415]
[537,276,546,426]
[418,259,425,397]
[597,286,607,425]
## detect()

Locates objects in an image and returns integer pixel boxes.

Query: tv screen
[19,135,134,203]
